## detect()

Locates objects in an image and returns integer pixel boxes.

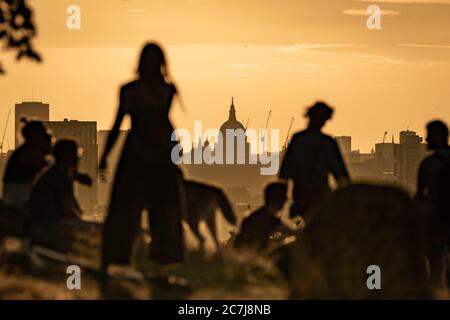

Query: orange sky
[0,0,449,152]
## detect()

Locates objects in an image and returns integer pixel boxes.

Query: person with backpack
[417,120,450,289]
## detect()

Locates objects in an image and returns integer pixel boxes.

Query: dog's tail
[213,188,237,226]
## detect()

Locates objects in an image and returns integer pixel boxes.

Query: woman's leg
[101,155,142,277]
[146,167,185,265]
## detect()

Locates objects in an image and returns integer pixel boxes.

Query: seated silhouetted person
[279,102,350,220]
[29,140,90,251]
[2,120,52,210]
[234,182,298,252]
[2,119,91,212]
[416,120,450,288]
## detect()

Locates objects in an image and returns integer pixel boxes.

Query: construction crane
[283,117,295,151]
[261,110,272,144]
[0,109,11,154]
[264,110,272,132]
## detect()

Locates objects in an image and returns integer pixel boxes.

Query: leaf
[0,0,41,75]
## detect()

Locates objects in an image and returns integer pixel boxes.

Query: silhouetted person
[2,119,92,211]
[31,140,84,223]
[100,42,186,279]
[417,120,450,288]
[29,140,93,251]
[234,182,298,252]
[279,102,350,220]
[2,120,52,210]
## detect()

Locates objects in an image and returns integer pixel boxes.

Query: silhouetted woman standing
[99,43,185,278]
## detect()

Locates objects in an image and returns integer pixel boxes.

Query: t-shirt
[30,164,74,224]
[234,207,282,250]
[280,130,349,189]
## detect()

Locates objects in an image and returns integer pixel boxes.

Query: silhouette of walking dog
[184,180,236,251]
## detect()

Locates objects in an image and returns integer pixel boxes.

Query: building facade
[336,135,397,185]
[336,136,352,155]
[394,130,428,194]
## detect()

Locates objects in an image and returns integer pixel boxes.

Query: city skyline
[0,99,429,215]
[1,98,430,155]
[0,0,449,153]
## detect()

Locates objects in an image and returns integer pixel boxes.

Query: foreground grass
[0,239,288,300]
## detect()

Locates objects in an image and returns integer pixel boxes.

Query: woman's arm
[100,87,127,169]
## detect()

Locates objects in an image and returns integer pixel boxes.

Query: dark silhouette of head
[137,42,168,83]
[53,140,80,168]
[426,120,448,150]
[305,101,334,130]
[265,182,288,211]
[21,118,52,150]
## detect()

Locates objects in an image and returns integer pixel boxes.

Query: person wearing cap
[279,101,350,222]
